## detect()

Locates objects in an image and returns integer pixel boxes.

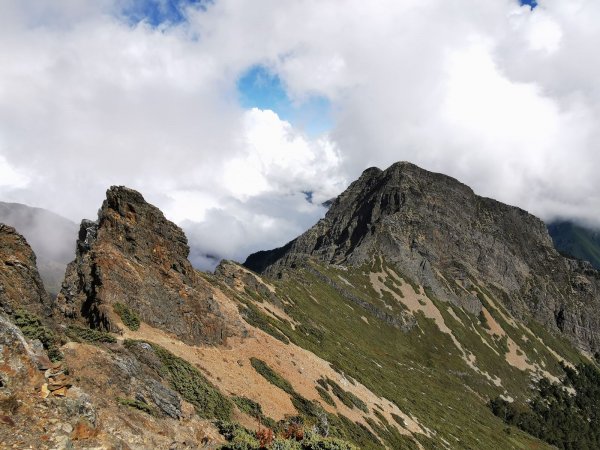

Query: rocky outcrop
[245,162,600,352]
[0,313,46,391]
[0,312,223,449]
[56,186,230,345]
[0,224,50,317]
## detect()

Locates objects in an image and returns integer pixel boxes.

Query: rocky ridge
[0,225,226,448]
[56,186,240,345]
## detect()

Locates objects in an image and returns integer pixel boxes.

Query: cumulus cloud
[1,0,600,269]
[205,0,600,226]
[0,0,344,268]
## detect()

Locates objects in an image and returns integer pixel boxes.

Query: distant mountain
[548,220,600,269]
[0,201,77,295]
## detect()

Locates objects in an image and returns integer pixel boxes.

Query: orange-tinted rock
[57,186,233,345]
[0,224,50,316]
[71,420,98,440]
[40,383,50,398]
[51,386,68,397]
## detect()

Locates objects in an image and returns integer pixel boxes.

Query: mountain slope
[0,201,77,295]
[246,161,600,353]
[1,185,429,449]
[548,220,600,269]
[220,258,564,449]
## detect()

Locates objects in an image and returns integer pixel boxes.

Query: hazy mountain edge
[0,201,77,295]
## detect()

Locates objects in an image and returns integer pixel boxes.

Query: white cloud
[198,0,600,226]
[0,156,30,189]
[0,1,344,269]
[1,0,600,269]
[222,109,342,201]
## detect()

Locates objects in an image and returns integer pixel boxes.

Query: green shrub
[316,386,336,407]
[326,414,381,449]
[113,302,140,330]
[250,358,295,395]
[117,396,156,416]
[219,428,260,450]
[291,394,325,418]
[232,396,277,428]
[216,421,250,440]
[364,416,413,450]
[217,423,358,450]
[14,309,62,361]
[149,343,232,420]
[325,379,368,413]
[390,413,406,428]
[238,301,290,344]
[67,325,116,344]
[270,438,302,450]
[496,335,509,354]
[123,338,138,349]
[302,430,359,450]
[490,362,600,449]
[233,396,263,418]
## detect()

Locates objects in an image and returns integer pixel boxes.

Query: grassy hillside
[215,257,593,449]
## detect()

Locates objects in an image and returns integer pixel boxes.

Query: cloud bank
[1,0,600,268]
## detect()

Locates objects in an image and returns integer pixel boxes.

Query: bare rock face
[0,313,46,391]
[57,186,228,345]
[0,224,50,317]
[245,162,600,352]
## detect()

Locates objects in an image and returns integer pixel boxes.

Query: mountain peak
[103,185,150,217]
[246,161,501,274]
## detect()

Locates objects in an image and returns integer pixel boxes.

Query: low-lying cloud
[1,0,600,269]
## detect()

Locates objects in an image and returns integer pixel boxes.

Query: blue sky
[122,0,206,26]
[520,0,538,9]
[237,66,333,137]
